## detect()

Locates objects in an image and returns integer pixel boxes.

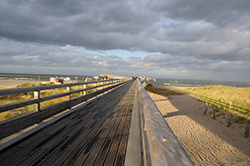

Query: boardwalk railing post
[245,122,249,138]
[101,81,103,90]
[67,87,71,108]
[34,91,40,112]
[94,82,97,92]
[67,86,71,101]
[83,84,86,95]
[80,84,83,96]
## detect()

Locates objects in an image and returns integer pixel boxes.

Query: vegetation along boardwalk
[0,80,136,166]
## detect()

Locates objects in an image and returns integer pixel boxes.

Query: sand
[0,80,43,88]
[149,87,250,166]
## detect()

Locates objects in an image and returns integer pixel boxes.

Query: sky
[0,0,250,82]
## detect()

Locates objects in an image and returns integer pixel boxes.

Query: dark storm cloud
[152,0,250,26]
[0,0,158,49]
[0,0,250,81]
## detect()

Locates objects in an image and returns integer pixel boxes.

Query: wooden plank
[59,82,133,166]
[0,112,40,140]
[17,85,125,165]
[38,97,118,165]
[56,90,126,165]
[96,93,131,166]
[15,101,109,166]
[82,95,129,166]
[79,81,135,166]
[0,88,114,165]
[0,80,134,166]
[103,82,136,166]
[0,100,99,165]
[114,86,135,166]
[115,82,135,165]
[115,99,134,165]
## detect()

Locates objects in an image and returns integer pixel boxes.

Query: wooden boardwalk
[0,80,136,166]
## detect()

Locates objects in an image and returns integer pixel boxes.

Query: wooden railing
[205,102,249,138]
[0,79,130,139]
[0,80,117,113]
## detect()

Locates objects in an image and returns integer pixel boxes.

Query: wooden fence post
[204,102,208,114]
[245,122,249,138]
[212,107,216,119]
[94,82,97,92]
[101,81,103,89]
[227,113,231,127]
[227,101,232,127]
[34,91,40,112]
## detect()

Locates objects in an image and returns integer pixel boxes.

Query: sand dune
[0,80,43,88]
[149,89,250,166]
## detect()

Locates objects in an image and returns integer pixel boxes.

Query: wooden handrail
[0,79,119,113]
[0,80,118,96]
[0,79,131,139]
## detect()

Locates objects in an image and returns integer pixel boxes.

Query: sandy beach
[0,80,43,88]
[149,87,250,166]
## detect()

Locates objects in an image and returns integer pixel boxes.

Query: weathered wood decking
[0,80,136,166]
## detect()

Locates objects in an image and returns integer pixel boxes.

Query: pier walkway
[0,81,135,166]
[0,79,194,166]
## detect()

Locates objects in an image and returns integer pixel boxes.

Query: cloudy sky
[0,0,250,82]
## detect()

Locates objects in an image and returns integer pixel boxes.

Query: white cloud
[61,45,76,50]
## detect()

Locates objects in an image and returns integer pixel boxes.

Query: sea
[0,73,92,83]
[0,73,250,88]
[140,78,250,88]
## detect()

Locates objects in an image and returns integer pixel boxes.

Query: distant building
[93,76,99,81]
[50,78,64,84]
[64,77,70,82]
[99,74,109,80]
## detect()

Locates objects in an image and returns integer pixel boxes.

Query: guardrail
[0,79,130,139]
[205,102,249,138]
[128,80,194,166]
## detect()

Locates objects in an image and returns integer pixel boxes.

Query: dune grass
[185,85,250,122]
[145,86,184,97]
[0,82,95,121]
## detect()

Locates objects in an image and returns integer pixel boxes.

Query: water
[1,73,250,87]
[141,78,250,88]
[0,73,95,82]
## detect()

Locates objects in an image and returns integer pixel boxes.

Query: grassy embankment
[0,82,97,121]
[145,84,184,98]
[185,85,250,123]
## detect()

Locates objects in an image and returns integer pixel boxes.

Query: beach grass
[145,85,184,97]
[185,85,250,122]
